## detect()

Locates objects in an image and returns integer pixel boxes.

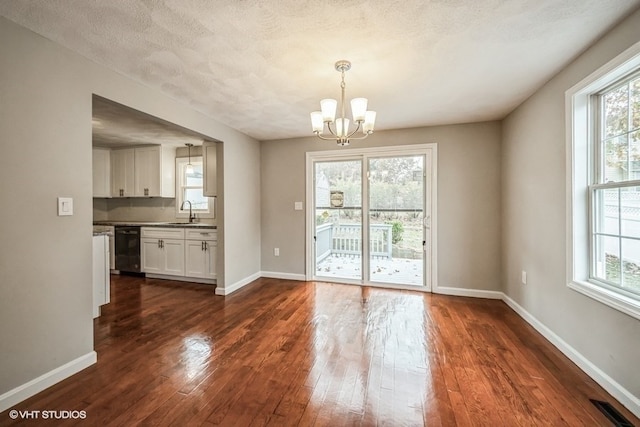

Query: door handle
[201,241,205,251]
[423,215,431,229]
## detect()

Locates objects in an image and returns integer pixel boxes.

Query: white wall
[261,122,502,292]
[0,16,260,403]
[502,8,640,408]
[219,135,262,292]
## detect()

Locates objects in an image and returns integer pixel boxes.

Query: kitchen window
[176,157,214,219]
[566,42,640,320]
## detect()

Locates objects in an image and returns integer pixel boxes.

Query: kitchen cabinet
[92,148,111,197]
[141,228,185,276]
[134,145,175,197]
[110,146,175,198]
[203,141,217,197]
[111,148,135,197]
[93,225,115,270]
[185,229,217,279]
[92,234,110,318]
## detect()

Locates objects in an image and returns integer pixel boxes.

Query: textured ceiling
[92,96,207,148]
[1,0,639,141]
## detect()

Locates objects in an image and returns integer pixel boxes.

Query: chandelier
[310,60,376,146]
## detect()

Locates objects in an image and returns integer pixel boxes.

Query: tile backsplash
[93,197,215,224]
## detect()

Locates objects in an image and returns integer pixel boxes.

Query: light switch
[58,197,73,216]
[294,202,303,211]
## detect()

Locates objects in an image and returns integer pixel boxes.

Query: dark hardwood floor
[1,275,638,426]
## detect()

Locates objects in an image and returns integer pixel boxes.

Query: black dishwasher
[114,226,141,273]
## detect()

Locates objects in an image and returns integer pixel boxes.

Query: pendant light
[185,143,194,174]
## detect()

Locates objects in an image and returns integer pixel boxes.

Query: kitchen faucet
[181,200,195,223]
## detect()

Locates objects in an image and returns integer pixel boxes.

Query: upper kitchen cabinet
[110,146,175,198]
[111,148,135,197]
[92,147,111,198]
[203,141,217,197]
[134,145,175,198]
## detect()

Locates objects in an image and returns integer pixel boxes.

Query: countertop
[93,221,216,229]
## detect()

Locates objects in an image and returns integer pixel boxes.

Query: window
[567,41,640,319]
[176,157,214,219]
[592,75,640,293]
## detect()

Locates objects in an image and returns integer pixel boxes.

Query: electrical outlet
[274,248,280,256]
[521,270,527,285]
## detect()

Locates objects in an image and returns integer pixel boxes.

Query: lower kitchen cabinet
[185,238,216,280]
[141,228,186,276]
[141,238,185,276]
[141,227,216,283]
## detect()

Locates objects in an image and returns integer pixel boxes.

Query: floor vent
[590,399,635,427]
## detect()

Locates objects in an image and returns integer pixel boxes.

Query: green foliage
[316,211,330,225]
[386,220,404,244]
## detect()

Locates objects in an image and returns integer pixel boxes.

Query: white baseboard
[0,351,96,413]
[502,293,640,419]
[434,286,503,300]
[260,271,306,281]
[215,271,261,295]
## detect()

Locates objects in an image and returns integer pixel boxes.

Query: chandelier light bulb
[320,99,337,122]
[363,111,377,134]
[310,111,324,133]
[336,118,350,138]
[350,98,368,122]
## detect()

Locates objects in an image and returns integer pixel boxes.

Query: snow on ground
[316,254,423,286]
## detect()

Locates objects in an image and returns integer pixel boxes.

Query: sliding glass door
[309,145,435,289]
[314,159,363,282]
[368,156,424,286]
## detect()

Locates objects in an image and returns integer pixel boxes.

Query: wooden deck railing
[316,223,392,262]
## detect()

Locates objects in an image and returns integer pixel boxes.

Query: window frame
[175,156,215,219]
[566,40,640,320]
